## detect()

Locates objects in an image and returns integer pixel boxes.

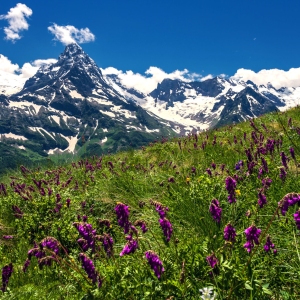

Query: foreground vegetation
[1,107,300,299]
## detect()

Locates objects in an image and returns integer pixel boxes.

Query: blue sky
[1,0,300,90]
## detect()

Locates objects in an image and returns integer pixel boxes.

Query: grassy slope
[0,108,300,299]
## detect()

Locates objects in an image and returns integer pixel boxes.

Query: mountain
[1,43,300,162]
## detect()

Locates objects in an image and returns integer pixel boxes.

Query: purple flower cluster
[244,225,261,253]
[1,263,13,292]
[134,220,148,233]
[79,253,102,288]
[225,177,237,204]
[159,218,173,242]
[115,202,130,233]
[41,237,60,255]
[209,199,222,223]
[294,210,300,230]
[73,222,97,252]
[206,253,218,268]
[264,235,276,253]
[145,251,165,279]
[235,160,243,170]
[100,233,114,257]
[258,192,267,208]
[120,234,139,256]
[280,152,289,169]
[223,223,236,242]
[279,193,300,216]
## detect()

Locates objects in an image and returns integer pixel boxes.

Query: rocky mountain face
[1,43,300,161]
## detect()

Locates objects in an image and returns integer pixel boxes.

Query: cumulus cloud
[20,58,57,78]
[231,68,300,89]
[102,66,205,94]
[48,24,95,45]
[0,54,57,92]
[0,3,32,41]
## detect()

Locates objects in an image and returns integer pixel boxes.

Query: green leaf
[245,282,253,290]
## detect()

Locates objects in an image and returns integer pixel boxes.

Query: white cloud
[200,74,213,81]
[102,66,204,94]
[231,67,300,88]
[20,58,57,78]
[0,54,57,94]
[0,3,32,41]
[48,24,95,45]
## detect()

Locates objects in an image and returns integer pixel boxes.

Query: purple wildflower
[235,160,243,170]
[2,236,13,240]
[264,235,275,252]
[209,199,222,223]
[12,205,23,219]
[145,251,165,279]
[120,234,139,256]
[225,177,237,193]
[100,233,114,257]
[159,218,173,242]
[279,193,300,216]
[206,168,212,176]
[280,152,289,169]
[40,237,60,255]
[261,157,268,173]
[22,259,30,273]
[114,202,131,233]
[223,223,236,242]
[294,210,300,230]
[244,225,261,253]
[66,198,71,208]
[73,222,97,252]
[79,253,102,288]
[279,167,287,182]
[134,220,148,233]
[206,253,218,269]
[258,192,267,208]
[262,178,272,191]
[1,263,13,292]
[290,147,296,160]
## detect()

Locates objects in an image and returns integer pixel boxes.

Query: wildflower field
[1,107,300,299]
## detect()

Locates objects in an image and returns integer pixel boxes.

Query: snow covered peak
[60,43,84,59]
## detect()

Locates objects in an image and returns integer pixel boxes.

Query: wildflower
[40,237,60,255]
[290,147,296,160]
[98,219,111,228]
[145,250,165,279]
[294,209,300,230]
[209,199,222,223]
[280,152,289,169]
[114,202,131,234]
[235,160,243,170]
[73,222,97,252]
[224,223,236,242]
[120,234,139,256]
[2,236,13,240]
[159,218,173,242]
[244,225,261,253]
[235,189,241,196]
[279,167,287,182]
[279,193,300,216]
[262,178,272,190]
[1,263,13,292]
[225,176,237,193]
[186,177,191,183]
[211,163,216,170]
[66,198,71,208]
[258,192,267,208]
[261,157,268,173]
[199,287,217,300]
[134,220,148,233]
[100,233,114,257]
[22,259,30,273]
[264,235,276,252]
[79,253,102,288]
[206,253,218,268]
[206,168,212,176]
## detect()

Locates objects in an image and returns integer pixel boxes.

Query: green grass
[1,108,300,299]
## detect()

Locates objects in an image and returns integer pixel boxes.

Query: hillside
[0,107,300,299]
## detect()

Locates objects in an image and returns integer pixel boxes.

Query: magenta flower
[258,192,267,208]
[244,225,261,253]
[264,235,276,252]
[1,263,13,292]
[22,259,30,273]
[294,210,300,230]
[290,147,295,160]
[159,218,173,242]
[115,202,131,234]
[209,199,222,223]
[134,220,148,233]
[145,251,165,279]
[206,253,218,268]
[120,234,139,256]
[100,233,114,257]
[40,237,60,255]
[280,152,289,169]
[224,223,236,242]
[279,167,287,182]
[79,253,102,288]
